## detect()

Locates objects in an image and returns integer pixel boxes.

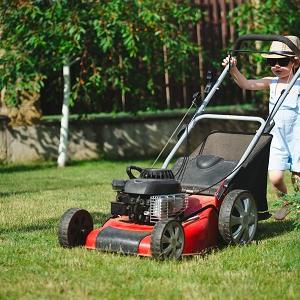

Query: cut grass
[0,160,299,300]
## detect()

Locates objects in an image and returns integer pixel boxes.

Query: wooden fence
[163,0,247,110]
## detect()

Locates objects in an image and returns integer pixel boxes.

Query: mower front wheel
[58,208,93,248]
[218,190,258,245]
[151,219,184,260]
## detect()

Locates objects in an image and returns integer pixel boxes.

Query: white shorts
[268,107,300,172]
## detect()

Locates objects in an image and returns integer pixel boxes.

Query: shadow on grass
[0,182,102,197]
[182,220,296,259]
[0,158,151,175]
[0,191,32,197]
[0,218,57,235]
[1,212,110,236]
[256,219,295,240]
[0,159,104,174]
[0,162,57,174]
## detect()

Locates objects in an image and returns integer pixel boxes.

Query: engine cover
[124,178,182,195]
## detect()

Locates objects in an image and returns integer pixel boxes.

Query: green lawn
[0,160,299,300]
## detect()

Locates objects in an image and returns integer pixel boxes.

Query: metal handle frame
[162,114,265,173]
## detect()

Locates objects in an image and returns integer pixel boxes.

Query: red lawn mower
[58,35,300,259]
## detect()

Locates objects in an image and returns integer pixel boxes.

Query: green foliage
[0,0,201,110]
[231,0,300,36]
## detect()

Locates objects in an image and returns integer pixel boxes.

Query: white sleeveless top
[269,77,300,110]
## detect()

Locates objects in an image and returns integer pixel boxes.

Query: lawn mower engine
[110,168,186,224]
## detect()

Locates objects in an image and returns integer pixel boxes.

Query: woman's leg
[269,170,290,220]
[291,172,300,192]
[268,170,287,196]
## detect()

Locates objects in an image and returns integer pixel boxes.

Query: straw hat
[261,35,300,58]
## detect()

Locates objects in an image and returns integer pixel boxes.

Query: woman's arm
[222,56,271,90]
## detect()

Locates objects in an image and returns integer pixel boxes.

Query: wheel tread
[150,219,184,260]
[218,189,257,245]
[151,220,169,259]
[58,208,93,248]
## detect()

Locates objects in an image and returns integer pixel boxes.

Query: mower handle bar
[232,34,300,59]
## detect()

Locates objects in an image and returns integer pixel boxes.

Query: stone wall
[0,111,262,163]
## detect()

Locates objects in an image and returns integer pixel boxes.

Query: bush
[0,0,201,113]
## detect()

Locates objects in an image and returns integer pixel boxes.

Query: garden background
[0,1,300,299]
[1,0,300,124]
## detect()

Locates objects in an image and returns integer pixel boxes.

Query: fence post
[57,60,70,167]
[195,0,204,96]
[119,54,126,111]
[163,45,171,108]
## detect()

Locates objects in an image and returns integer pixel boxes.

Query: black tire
[218,190,258,245]
[58,208,93,248]
[151,219,184,260]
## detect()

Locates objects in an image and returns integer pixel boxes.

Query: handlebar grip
[232,34,300,59]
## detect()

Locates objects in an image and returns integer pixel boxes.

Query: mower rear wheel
[218,190,258,245]
[58,208,93,248]
[151,219,184,260]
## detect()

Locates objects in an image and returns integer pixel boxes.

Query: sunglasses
[266,57,291,67]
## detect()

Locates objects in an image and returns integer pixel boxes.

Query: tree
[231,0,300,37]
[0,0,201,114]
